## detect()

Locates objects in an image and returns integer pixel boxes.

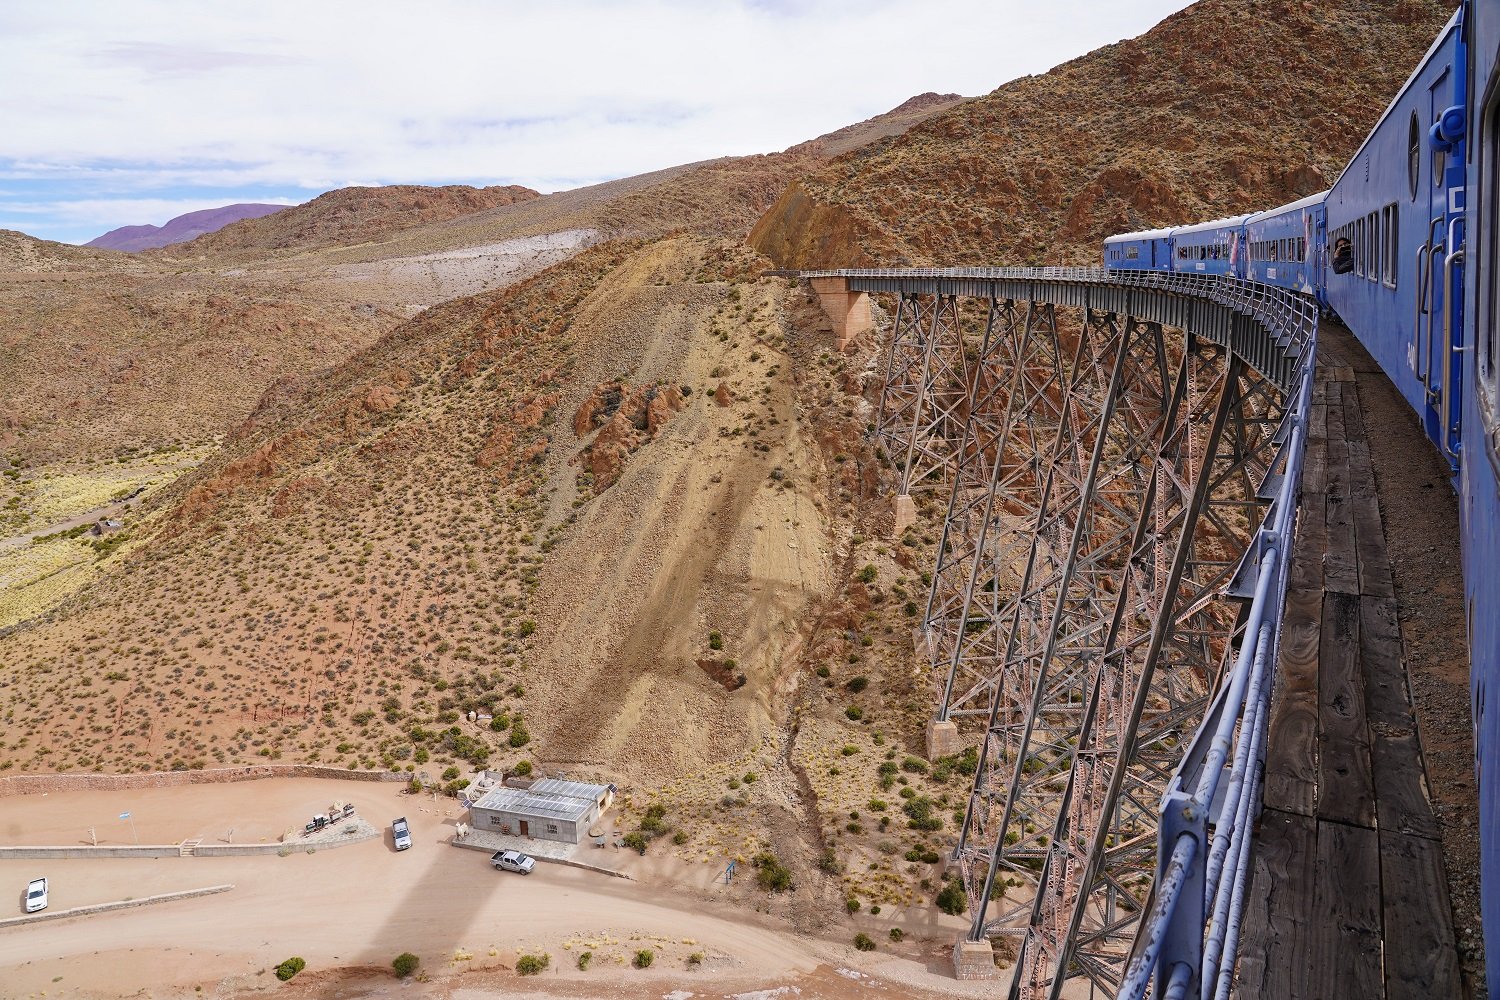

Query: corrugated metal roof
[470,785,596,822]
[529,777,610,799]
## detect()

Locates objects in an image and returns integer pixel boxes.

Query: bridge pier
[808,276,873,351]
[953,937,998,980]
[925,717,961,760]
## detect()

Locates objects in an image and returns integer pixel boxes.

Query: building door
[519,820,530,838]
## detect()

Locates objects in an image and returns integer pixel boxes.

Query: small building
[92,518,124,536]
[467,778,614,844]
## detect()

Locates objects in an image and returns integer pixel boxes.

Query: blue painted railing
[1117,284,1317,1000]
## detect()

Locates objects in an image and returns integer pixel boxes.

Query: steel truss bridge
[799,268,1317,1000]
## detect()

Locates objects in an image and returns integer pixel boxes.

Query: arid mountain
[85,203,288,252]
[1,1,1459,932]
[751,0,1457,268]
[157,183,540,260]
[0,229,141,273]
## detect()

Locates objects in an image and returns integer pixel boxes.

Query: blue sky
[0,1,1195,245]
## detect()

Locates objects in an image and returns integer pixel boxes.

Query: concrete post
[926,718,962,760]
[953,937,998,979]
[893,493,916,538]
[808,276,873,351]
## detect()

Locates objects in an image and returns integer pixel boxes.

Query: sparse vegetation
[274,957,306,981]
[633,949,655,968]
[392,952,420,978]
[516,953,549,975]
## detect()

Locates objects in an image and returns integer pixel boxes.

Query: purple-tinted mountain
[85,203,290,252]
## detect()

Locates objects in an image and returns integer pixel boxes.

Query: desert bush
[622,831,648,854]
[392,952,420,977]
[936,878,968,916]
[846,675,869,693]
[753,851,794,892]
[858,564,878,583]
[889,927,905,942]
[853,933,876,952]
[639,803,668,835]
[509,719,531,747]
[577,950,592,970]
[516,953,549,975]
[846,896,861,913]
[708,630,723,651]
[633,949,655,968]
[275,957,306,981]
[687,951,704,967]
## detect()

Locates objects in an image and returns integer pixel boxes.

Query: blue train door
[1419,67,1454,445]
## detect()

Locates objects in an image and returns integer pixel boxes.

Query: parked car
[392,817,412,851]
[25,877,47,913]
[490,850,536,875]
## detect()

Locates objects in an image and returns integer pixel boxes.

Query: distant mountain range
[85,203,289,252]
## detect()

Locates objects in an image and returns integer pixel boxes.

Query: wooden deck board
[1237,350,1461,999]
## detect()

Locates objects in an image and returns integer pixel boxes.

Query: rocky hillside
[157,183,540,260]
[752,0,1457,268]
[86,203,288,252]
[0,229,141,273]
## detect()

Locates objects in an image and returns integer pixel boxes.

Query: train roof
[1171,214,1255,238]
[1245,190,1330,224]
[1104,227,1174,243]
[1334,10,1460,190]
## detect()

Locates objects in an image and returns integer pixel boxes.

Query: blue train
[1105,6,1496,993]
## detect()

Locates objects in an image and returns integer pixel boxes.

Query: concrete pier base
[926,718,961,760]
[953,937,998,980]
[809,276,873,351]
[893,493,916,537]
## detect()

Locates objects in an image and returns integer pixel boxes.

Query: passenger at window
[1331,237,1354,274]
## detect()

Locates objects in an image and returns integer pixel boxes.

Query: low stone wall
[0,764,408,798]
[0,845,179,860]
[0,884,233,929]
[0,823,379,860]
[451,837,632,880]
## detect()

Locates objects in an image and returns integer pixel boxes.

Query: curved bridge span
[797,269,1317,1000]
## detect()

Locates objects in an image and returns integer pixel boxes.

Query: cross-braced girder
[873,293,971,494]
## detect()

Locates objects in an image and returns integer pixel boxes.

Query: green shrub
[708,630,723,651]
[640,803,668,835]
[845,706,863,721]
[442,765,460,781]
[489,714,510,732]
[936,879,968,916]
[275,957,306,981]
[889,927,905,942]
[622,831,648,854]
[577,950,592,970]
[516,953,549,975]
[513,759,532,776]
[846,675,869,693]
[846,896,861,913]
[687,951,704,967]
[509,720,531,748]
[753,851,794,892]
[853,933,876,952]
[672,830,689,845]
[816,848,841,875]
[858,564,878,584]
[633,949,655,968]
[392,952,420,978]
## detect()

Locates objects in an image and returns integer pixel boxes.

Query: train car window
[1369,212,1381,283]
[1382,205,1398,288]
[1125,246,1138,260]
[1409,111,1421,200]
[1356,219,1365,276]
[1298,237,1307,262]
[1485,97,1500,400]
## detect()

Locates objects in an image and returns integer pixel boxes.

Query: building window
[546,823,559,835]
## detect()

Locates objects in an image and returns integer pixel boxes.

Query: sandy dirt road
[0,781,996,1000]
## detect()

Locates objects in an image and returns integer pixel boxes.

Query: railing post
[1157,789,1206,998]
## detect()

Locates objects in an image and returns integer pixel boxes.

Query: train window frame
[1409,111,1421,200]
[1382,204,1398,288]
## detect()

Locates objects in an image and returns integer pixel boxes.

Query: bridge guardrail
[793,267,1318,999]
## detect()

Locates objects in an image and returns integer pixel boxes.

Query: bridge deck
[1236,326,1463,998]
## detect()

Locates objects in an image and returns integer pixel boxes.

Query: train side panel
[1103,230,1172,271]
[1168,216,1249,277]
[1325,20,1463,451]
[1463,3,1499,995]
[1244,192,1327,303]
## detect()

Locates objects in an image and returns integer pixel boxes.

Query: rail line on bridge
[796,268,1317,1000]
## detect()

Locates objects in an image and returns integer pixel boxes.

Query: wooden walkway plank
[1263,587,1322,815]
[1371,732,1442,841]
[1309,820,1384,1000]
[1235,808,1317,1000]
[1351,492,1397,598]
[1380,830,1463,998]
[1288,493,1327,591]
[1317,591,1375,827]
[1360,595,1415,734]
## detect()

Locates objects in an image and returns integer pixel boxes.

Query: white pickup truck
[25,877,47,913]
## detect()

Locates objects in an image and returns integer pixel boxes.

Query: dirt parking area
[0,777,426,847]
[0,779,994,1000]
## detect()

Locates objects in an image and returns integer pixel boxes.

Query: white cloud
[0,0,1194,239]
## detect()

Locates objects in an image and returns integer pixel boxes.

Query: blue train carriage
[1102,227,1173,271]
[1462,2,1499,996]
[1243,191,1328,305]
[1324,10,1464,454]
[1168,214,1251,277]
